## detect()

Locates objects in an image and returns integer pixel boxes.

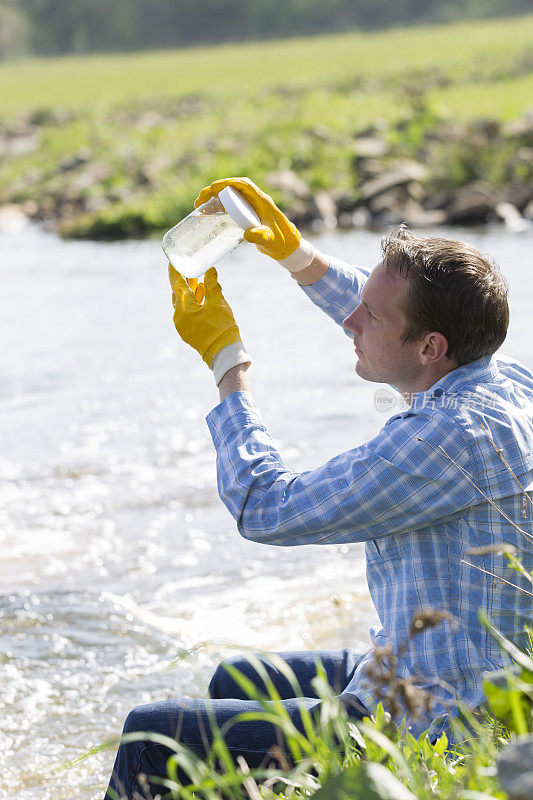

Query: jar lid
[218,186,261,230]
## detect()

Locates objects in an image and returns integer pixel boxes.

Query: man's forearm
[218,362,251,402]
[291,249,330,286]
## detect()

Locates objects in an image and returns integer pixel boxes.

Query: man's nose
[343,306,361,334]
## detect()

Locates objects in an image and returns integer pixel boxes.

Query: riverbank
[1,15,532,239]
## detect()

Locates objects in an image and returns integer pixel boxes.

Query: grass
[432,73,533,120]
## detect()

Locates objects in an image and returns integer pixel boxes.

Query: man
[105,177,533,799]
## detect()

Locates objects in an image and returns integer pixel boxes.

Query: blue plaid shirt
[206,257,533,739]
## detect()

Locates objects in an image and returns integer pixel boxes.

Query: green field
[1,15,533,116]
[1,14,532,237]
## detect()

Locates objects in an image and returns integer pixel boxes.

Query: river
[1,221,532,799]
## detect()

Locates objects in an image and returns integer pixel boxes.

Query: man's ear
[419,332,449,365]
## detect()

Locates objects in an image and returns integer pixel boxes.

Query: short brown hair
[381,226,509,366]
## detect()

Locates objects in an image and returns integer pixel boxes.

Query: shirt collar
[409,355,500,406]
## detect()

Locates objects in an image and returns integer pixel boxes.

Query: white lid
[218,186,260,230]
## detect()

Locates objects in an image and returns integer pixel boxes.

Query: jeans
[104,648,369,800]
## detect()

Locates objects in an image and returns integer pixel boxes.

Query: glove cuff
[203,326,240,367]
[212,342,252,386]
[277,238,316,273]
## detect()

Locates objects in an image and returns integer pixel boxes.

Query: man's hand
[169,265,251,384]
[194,177,315,272]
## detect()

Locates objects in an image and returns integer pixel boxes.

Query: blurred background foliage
[1,13,532,239]
[1,0,532,59]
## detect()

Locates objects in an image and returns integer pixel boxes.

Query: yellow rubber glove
[170,265,251,383]
[194,177,315,271]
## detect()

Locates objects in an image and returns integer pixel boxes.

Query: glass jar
[162,186,260,279]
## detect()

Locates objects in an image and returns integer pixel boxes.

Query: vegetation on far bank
[0,15,532,239]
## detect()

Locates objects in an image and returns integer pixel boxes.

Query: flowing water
[1,221,532,799]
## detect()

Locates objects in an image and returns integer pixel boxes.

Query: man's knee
[123,703,156,736]
[208,653,262,699]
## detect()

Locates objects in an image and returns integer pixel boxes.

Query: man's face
[342,261,424,391]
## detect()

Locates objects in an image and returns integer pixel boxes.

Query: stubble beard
[355,354,399,386]
[355,355,379,383]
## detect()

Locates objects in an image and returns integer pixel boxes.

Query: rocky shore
[267,113,533,234]
[1,106,532,238]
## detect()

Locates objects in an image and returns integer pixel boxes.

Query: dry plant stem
[467,544,516,555]
[461,559,533,598]
[236,756,263,800]
[409,609,458,637]
[416,438,533,544]
[363,643,437,720]
[475,415,533,517]
[268,745,291,773]
[134,774,155,800]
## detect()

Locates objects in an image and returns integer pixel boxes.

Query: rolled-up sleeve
[206,391,479,546]
[299,257,370,333]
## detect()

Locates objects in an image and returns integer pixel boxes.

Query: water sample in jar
[162,186,261,279]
